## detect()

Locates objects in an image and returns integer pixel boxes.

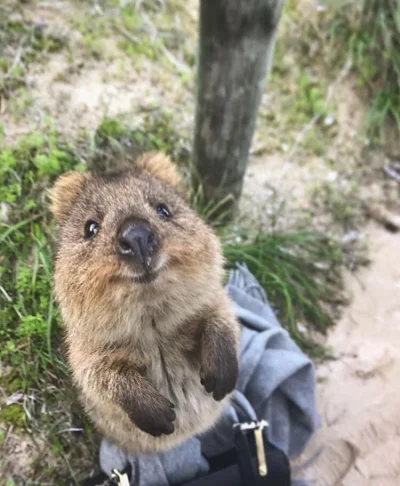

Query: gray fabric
[100,263,320,485]
[100,438,209,485]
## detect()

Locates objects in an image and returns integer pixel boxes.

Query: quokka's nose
[117,220,159,267]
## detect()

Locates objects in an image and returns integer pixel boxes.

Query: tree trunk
[192,0,284,218]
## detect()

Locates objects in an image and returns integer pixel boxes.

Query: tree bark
[192,0,284,218]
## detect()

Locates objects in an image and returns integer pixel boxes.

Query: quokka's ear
[136,151,182,190]
[49,171,89,222]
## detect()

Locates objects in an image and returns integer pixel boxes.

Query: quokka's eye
[84,220,100,239]
[156,203,171,219]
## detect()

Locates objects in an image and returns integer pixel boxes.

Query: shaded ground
[0,0,399,484]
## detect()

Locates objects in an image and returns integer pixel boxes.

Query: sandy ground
[293,224,400,485]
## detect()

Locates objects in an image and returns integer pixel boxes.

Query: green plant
[0,132,84,386]
[294,73,331,123]
[189,183,235,226]
[0,130,96,483]
[0,404,25,429]
[342,0,400,139]
[75,12,111,60]
[223,231,346,354]
[308,0,400,141]
[0,7,68,100]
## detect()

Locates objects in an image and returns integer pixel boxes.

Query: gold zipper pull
[236,420,269,477]
[111,468,130,486]
[254,420,268,477]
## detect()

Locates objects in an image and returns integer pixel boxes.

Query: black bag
[83,421,291,486]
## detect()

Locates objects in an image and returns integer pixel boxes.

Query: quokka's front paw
[126,393,176,437]
[200,344,239,401]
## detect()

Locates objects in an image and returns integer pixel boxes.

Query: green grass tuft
[223,231,346,354]
[189,183,235,227]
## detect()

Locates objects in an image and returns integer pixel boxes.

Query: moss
[0,404,25,429]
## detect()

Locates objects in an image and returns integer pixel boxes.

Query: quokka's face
[50,153,222,315]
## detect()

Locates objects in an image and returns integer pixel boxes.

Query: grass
[292,73,333,125]
[262,5,338,157]
[73,0,194,80]
[0,131,96,485]
[311,178,363,230]
[223,230,346,355]
[330,0,400,140]
[267,0,400,152]
[0,131,82,375]
[189,184,235,226]
[0,2,68,106]
[292,0,400,143]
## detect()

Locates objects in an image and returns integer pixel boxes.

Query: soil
[293,224,400,485]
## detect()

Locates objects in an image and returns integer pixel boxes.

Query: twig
[11,34,28,71]
[383,162,400,183]
[142,10,191,75]
[58,427,84,434]
[114,16,191,77]
[112,22,141,45]
[60,451,80,486]
[159,43,191,75]
[365,202,400,232]
[0,285,12,302]
[142,11,158,41]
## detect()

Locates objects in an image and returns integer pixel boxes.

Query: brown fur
[135,151,182,190]
[50,171,88,222]
[50,152,240,453]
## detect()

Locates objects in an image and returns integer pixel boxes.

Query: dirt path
[295,224,400,485]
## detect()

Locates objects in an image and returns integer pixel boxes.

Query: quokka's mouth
[110,269,159,285]
[133,270,159,284]
[110,253,167,285]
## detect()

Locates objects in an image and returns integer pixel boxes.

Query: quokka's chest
[140,328,204,403]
